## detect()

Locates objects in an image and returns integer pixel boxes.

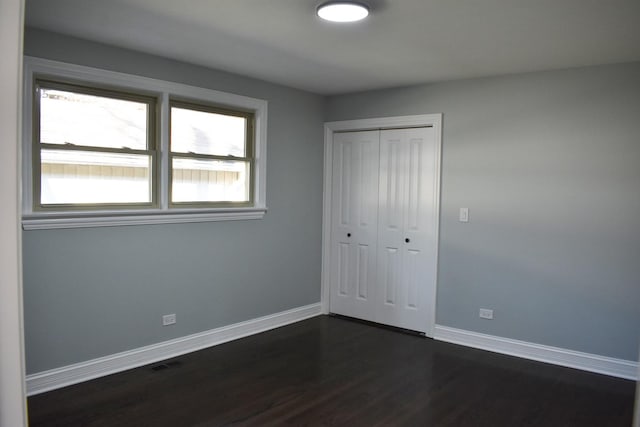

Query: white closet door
[377,127,438,333]
[329,131,380,322]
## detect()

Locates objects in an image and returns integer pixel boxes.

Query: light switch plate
[459,208,469,222]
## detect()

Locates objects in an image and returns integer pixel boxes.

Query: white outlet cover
[162,314,176,326]
[479,308,493,319]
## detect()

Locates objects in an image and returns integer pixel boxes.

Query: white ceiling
[25,0,640,95]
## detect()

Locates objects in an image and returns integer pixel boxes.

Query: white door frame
[320,114,443,337]
[0,0,27,425]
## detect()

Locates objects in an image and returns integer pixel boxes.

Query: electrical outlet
[479,308,493,319]
[162,314,176,326]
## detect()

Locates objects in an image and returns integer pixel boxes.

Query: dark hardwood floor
[28,315,635,426]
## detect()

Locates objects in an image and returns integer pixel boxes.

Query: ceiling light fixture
[317,1,369,23]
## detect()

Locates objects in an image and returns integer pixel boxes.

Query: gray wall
[23,29,325,374]
[327,63,640,361]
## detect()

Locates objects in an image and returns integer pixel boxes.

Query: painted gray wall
[327,63,640,361]
[23,28,325,374]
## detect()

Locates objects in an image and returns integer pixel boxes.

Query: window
[35,80,157,209]
[169,101,254,206]
[23,57,268,229]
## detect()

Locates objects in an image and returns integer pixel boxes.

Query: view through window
[37,83,155,207]
[170,102,253,205]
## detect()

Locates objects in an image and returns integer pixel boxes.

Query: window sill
[22,207,267,230]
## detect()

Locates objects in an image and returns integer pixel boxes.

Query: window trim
[22,56,268,229]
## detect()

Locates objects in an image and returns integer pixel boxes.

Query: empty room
[1,0,639,426]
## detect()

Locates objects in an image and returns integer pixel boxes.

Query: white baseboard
[434,325,638,380]
[27,303,322,396]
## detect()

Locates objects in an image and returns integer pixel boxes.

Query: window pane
[171,106,246,157]
[40,87,148,150]
[172,158,249,203]
[41,149,152,205]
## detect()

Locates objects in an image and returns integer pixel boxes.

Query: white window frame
[22,57,268,230]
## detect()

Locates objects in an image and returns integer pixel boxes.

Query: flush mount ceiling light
[317,1,370,23]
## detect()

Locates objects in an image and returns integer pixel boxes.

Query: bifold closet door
[377,127,438,333]
[329,131,380,322]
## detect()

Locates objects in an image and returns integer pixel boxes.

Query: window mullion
[159,92,170,210]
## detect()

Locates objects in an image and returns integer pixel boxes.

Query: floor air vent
[151,360,182,371]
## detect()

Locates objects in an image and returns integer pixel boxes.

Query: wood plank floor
[28,315,635,426]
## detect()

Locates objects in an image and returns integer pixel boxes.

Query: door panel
[377,127,437,333]
[403,129,438,330]
[338,142,352,226]
[358,140,378,229]
[330,131,379,322]
[356,244,370,299]
[338,242,349,296]
[383,138,403,231]
[405,249,420,309]
[407,138,422,230]
[380,246,400,305]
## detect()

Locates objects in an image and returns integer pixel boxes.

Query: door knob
[405,238,410,243]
